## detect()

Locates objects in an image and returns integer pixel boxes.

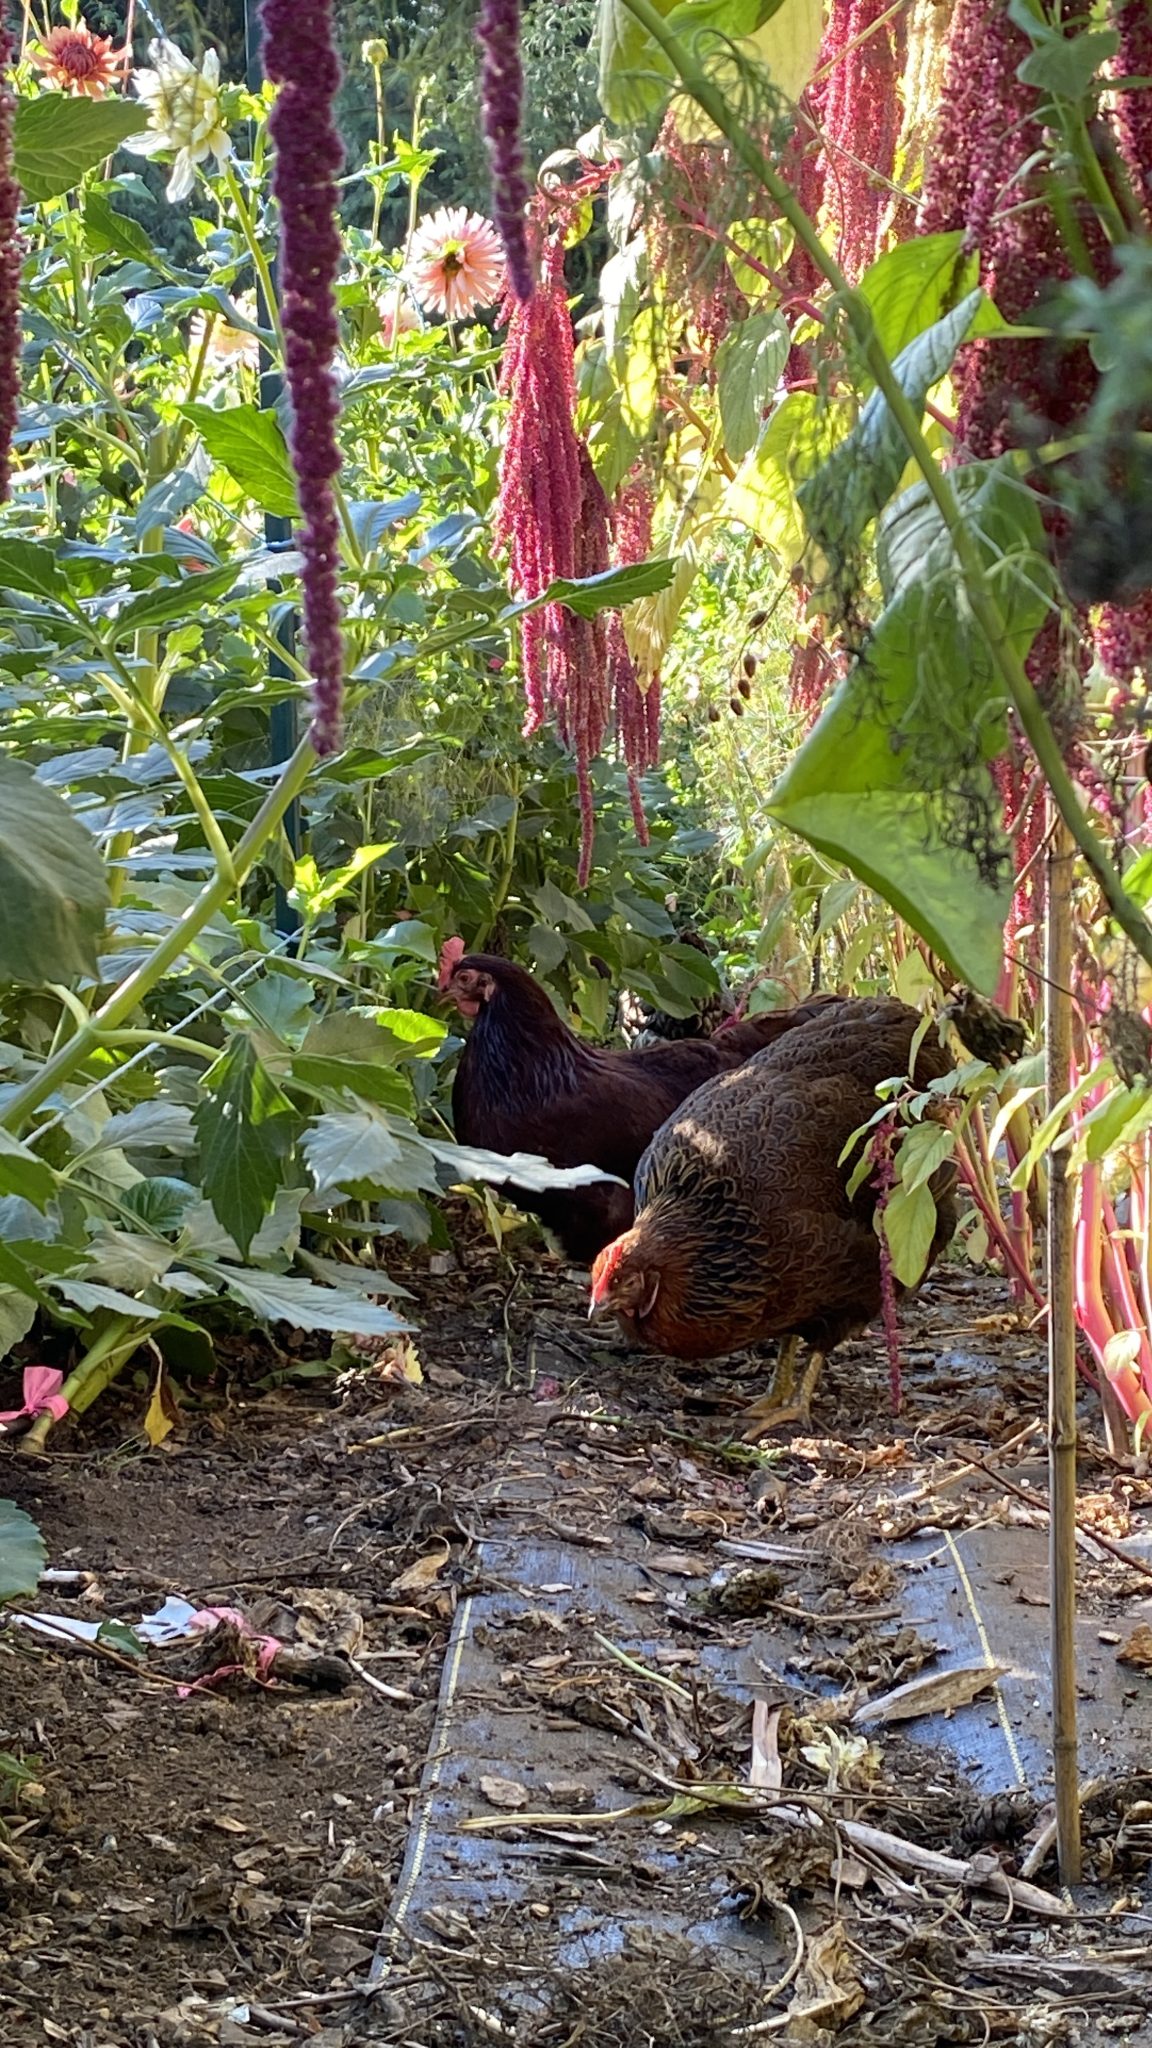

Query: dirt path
[4,1237,1152,2045]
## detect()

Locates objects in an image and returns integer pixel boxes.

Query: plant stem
[619,0,1152,986]
[472,789,521,950]
[390,84,425,360]
[220,157,285,357]
[19,1314,147,1454]
[370,54,386,247]
[1,739,317,1137]
[1045,811,1082,1884]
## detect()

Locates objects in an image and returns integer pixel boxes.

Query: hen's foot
[741,1401,811,1442]
[740,1350,826,1441]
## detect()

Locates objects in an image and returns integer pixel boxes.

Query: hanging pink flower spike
[0,1366,69,1428]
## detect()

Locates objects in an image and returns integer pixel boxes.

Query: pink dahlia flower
[408,207,505,320]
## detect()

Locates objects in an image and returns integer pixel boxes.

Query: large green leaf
[193,1036,297,1257]
[768,463,1046,992]
[0,539,66,600]
[83,191,164,270]
[881,1180,938,1287]
[223,1269,412,1338]
[110,561,242,639]
[0,1289,36,1361]
[671,0,825,141]
[14,96,148,203]
[722,392,821,566]
[0,755,110,984]
[717,312,790,463]
[507,560,677,621]
[798,291,985,561]
[0,1131,55,1212]
[302,1110,440,1199]
[857,234,980,365]
[428,1140,627,1192]
[181,403,299,520]
[0,1499,46,1603]
[597,0,679,123]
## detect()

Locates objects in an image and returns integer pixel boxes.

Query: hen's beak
[588,1295,611,1323]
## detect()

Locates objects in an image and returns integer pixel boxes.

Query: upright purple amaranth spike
[476,0,535,302]
[260,0,345,755]
[0,27,22,502]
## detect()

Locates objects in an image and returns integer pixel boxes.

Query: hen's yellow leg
[740,1336,799,1424]
[741,1347,825,1441]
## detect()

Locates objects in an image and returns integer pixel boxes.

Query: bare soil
[3,1213,1152,2047]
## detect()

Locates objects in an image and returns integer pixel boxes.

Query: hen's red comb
[589,1236,627,1307]
[437,935,466,991]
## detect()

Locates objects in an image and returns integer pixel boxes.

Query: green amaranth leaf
[717,312,790,463]
[880,1180,938,1288]
[83,190,166,270]
[0,539,66,600]
[0,754,110,984]
[193,1036,297,1258]
[507,559,677,622]
[799,291,984,559]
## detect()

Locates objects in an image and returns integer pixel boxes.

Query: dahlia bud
[361,38,389,67]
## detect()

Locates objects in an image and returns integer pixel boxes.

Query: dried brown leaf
[390,1547,449,1594]
[646,1550,713,1578]
[783,1920,865,2040]
[479,1774,530,1810]
[853,1662,1008,1727]
[750,1702,782,1790]
[1117,1623,1152,1669]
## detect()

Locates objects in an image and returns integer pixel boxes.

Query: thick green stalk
[1,738,317,1137]
[19,1314,146,1455]
[620,0,1152,983]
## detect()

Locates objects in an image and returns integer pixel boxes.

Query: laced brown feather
[447,956,847,1263]
[616,999,958,1360]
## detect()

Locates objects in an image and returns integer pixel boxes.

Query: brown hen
[439,945,841,1264]
[588,996,958,1432]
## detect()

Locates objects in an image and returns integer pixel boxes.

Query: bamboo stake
[1046,810,1082,1885]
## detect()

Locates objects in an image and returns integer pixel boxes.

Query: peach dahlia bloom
[407,206,505,321]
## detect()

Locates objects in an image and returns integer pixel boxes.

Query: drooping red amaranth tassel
[494,242,581,737]
[820,0,905,283]
[610,474,659,850]
[0,26,22,501]
[261,0,345,756]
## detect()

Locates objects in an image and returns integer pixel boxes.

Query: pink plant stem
[953,1135,1046,1309]
[1101,1188,1152,1386]
[972,1101,1031,1304]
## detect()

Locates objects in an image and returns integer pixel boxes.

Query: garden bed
[5,1235,1152,2045]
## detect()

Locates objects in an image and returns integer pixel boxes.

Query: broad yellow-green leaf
[672,0,825,140]
[722,392,820,567]
[880,1179,938,1287]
